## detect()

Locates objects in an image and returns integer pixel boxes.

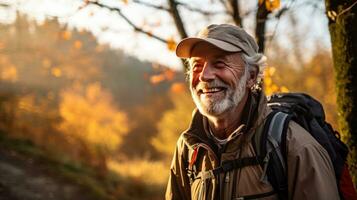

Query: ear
[246,67,258,88]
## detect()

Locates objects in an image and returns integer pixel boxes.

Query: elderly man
[166,24,339,200]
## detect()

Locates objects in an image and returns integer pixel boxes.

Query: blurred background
[0,0,342,199]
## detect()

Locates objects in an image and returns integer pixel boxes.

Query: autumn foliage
[0,13,341,198]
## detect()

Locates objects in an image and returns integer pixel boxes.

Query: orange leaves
[1,65,18,82]
[0,56,18,82]
[0,42,5,50]
[259,0,280,12]
[149,68,176,84]
[170,82,186,94]
[61,31,71,40]
[73,40,82,49]
[265,0,280,11]
[167,37,176,52]
[150,74,166,84]
[51,67,62,77]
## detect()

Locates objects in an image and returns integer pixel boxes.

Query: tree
[81,0,293,71]
[57,82,129,175]
[151,87,194,159]
[325,0,357,183]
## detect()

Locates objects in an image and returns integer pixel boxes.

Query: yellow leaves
[264,66,289,96]
[58,83,129,151]
[86,82,102,102]
[122,0,129,5]
[280,86,289,93]
[51,67,62,77]
[61,31,71,40]
[107,158,168,185]
[73,40,82,49]
[167,37,176,52]
[265,76,273,86]
[1,65,18,82]
[327,10,337,21]
[151,91,194,157]
[313,65,322,75]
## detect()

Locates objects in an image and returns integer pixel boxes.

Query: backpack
[252,92,357,200]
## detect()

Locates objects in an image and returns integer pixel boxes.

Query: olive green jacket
[165,93,339,200]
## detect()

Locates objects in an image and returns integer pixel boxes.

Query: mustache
[194,79,229,91]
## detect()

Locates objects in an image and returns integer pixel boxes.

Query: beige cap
[176,24,259,58]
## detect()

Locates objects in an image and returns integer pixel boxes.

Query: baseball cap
[176,24,259,58]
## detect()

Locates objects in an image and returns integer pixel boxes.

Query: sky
[0,0,331,70]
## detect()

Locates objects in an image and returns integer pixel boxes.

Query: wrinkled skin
[188,43,257,139]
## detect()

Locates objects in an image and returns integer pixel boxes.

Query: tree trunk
[228,0,242,27]
[255,0,270,53]
[325,0,357,184]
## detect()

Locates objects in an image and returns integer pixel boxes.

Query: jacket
[165,92,339,200]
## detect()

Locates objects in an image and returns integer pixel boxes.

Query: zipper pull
[225,171,230,182]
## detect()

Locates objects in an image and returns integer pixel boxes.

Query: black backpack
[253,92,356,200]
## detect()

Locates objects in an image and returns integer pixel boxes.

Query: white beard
[191,67,249,117]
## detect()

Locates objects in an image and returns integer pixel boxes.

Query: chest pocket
[188,147,217,200]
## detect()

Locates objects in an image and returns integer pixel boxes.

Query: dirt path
[0,148,97,200]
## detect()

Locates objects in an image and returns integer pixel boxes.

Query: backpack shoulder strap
[266,111,290,167]
[253,111,291,200]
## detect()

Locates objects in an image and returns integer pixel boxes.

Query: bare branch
[132,0,170,12]
[168,0,187,39]
[132,0,224,16]
[0,3,10,7]
[176,1,225,15]
[85,0,168,44]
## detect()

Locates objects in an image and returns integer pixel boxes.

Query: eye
[192,63,203,72]
[214,60,227,68]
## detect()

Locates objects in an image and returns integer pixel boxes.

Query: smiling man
[165,24,339,200]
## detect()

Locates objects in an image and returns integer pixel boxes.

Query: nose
[199,62,215,82]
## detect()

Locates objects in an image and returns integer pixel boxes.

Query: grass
[0,132,111,199]
[0,132,167,199]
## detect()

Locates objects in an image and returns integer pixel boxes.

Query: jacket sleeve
[165,135,191,200]
[286,121,340,200]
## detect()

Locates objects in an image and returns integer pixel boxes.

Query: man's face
[189,43,249,117]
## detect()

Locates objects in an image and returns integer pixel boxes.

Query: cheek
[190,72,200,89]
[225,68,245,87]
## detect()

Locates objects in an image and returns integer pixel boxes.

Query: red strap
[340,164,357,200]
[189,147,199,168]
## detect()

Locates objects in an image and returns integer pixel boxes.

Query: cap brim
[176,37,242,58]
